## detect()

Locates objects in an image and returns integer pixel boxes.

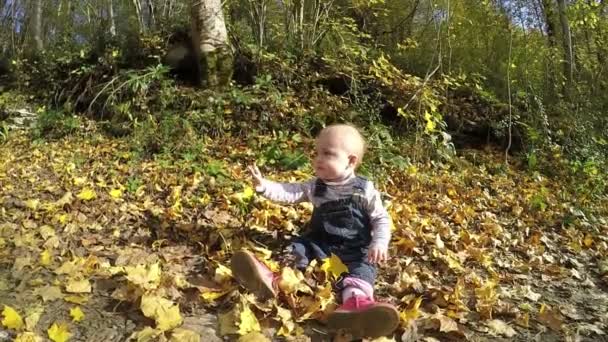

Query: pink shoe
[230,250,279,300]
[327,294,400,339]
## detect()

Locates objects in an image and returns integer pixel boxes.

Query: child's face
[313,132,357,181]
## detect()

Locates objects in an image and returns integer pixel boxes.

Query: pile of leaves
[0,126,607,341]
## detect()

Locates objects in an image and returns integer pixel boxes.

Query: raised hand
[248,164,264,190]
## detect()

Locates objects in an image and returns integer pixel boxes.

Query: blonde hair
[317,124,366,165]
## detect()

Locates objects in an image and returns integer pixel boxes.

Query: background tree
[191,0,232,88]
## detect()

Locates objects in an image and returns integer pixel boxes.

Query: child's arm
[364,182,392,263]
[257,178,314,203]
[249,165,313,204]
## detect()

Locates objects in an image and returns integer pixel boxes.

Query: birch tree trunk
[109,0,116,37]
[191,0,233,88]
[33,0,43,51]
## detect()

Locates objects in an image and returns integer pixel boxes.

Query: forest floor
[1,129,607,342]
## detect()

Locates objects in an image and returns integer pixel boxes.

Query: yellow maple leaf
[14,332,44,342]
[278,267,312,295]
[47,322,71,342]
[64,295,89,305]
[232,186,255,203]
[34,285,63,302]
[275,306,295,337]
[56,214,69,224]
[237,304,261,335]
[298,286,336,321]
[65,278,91,293]
[200,289,231,302]
[238,332,270,342]
[583,234,594,248]
[25,306,43,331]
[2,305,24,330]
[76,188,96,201]
[131,327,162,342]
[320,254,348,280]
[125,263,161,290]
[25,199,39,210]
[214,264,233,284]
[400,297,423,323]
[140,294,183,331]
[170,328,200,342]
[40,250,52,266]
[73,177,87,186]
[39,225,56,239]
[69,307,85,322]
[109,188,122,199]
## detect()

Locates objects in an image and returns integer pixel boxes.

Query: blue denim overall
[290,177,377,286]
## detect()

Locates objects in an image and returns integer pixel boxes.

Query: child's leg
[289,237,328,270]
[289,240,312,270]
[340,276,374,302]
[327,261,399,339]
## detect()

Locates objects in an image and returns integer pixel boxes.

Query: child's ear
[348,155,358,167]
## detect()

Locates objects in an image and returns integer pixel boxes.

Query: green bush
[32,109,81,140]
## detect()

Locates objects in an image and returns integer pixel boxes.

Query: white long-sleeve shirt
[256,174,391,250]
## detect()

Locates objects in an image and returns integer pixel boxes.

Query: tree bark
[540,0,560,99]
[191,0,233,88]
[556,0,574,98]
[109,0,116,37]
[32,0,43,51]
[133,0,145,33]
[147,0,156,31]
[540,0,558,48]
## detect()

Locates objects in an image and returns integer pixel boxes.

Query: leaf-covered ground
[1,130,607,342]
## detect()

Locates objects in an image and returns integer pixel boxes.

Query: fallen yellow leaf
[76,188,96,201]
[34,285,63,302]
[125,263,161,290]
[170,328,200,342]
[275,306,295,337]
[487,319,517,337]
[278,267,312,295]
[238,331,270,342]
[40,250,52,266]
[130,327,162,342]
[73,177,87,186]
[69,307,85,322]
[232,186,255,203]
[400,297,422,323]
[238,304,261,335]
[140,294,182,331]
[47,322,71,342]
[39,226,56,240]
[214,264,233,284]
[14,332,44,342]
[65,278,91,293]
[583,234,594,248]
[109,188,123,199]
[64,295,89,304]
[2,305,24,330]
[24,307,43,331]
[200,289,231,302]
[25,199,39,210]
[320,254,348,280]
